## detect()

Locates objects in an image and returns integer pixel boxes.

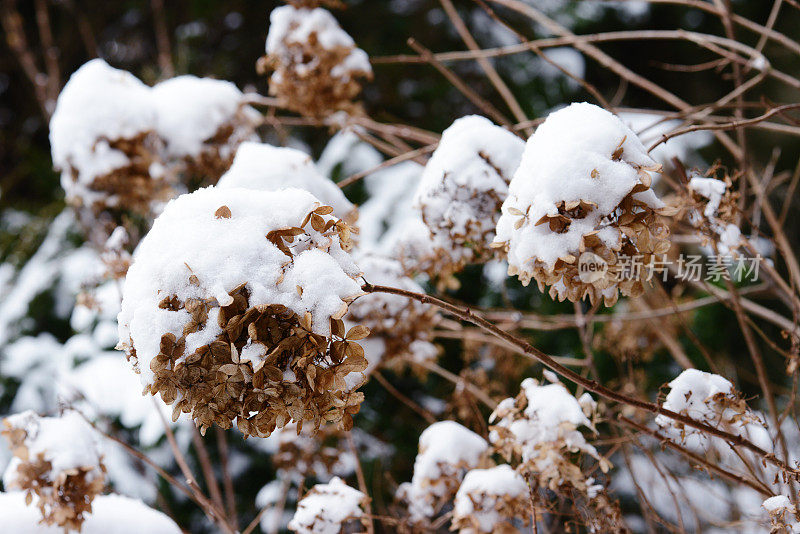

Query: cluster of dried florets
[451,465,530,534]
[490,378,605,495]
[413,116,525,281]
[762,495,800,533]
[117,187,369,437]
[346,254,438,370]
[685,172,743,254]
[262,4,372,117]
[50,60,259,243]
[267,423,351,483]
[655,369,769,455]
[494,103,674,307]
[50,59,169,224]
[288,476,369,534]
[397,421,491,525]
[152,75,261,187]
[217,142,358,224]
[1,411,106,532]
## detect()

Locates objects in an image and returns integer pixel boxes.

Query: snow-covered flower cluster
[413,116,524,280]
[288,476,369,534]
[263,4,372,117]
[0,492,182,534]
[2,411,106,531]
[265,423,352,484]
[397,420,490,524]
[451,465,530,534]
[763,495,800,533]
[217,141,358,224]
[346,254,438,371]
[50,59,258,232]
[655,369,769,455]
[687,173,742,255]
[489,378,604,493]
[117,186,369,437]
[494,102,673,306]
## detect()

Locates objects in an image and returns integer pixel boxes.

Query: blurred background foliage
[2,1,800,531]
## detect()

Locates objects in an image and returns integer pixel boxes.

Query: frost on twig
[261,5,372,117]
[494,102,673,306]
[217,142,358,224]
[152,75,260,187]
[288,476,369,534]
[452,465,530,534]
[413,116,524,283]
[397,420,491,525]
[2,411,106,531]
[117,187,369,437]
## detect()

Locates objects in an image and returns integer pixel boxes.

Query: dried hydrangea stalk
[346,254,438,371]
[452,465,530,534]
[217,142,358,224]
[152,75,261,187]
[288,476,369,533]
[494,102,674,307]
[397,421,490,525]
[261,4,372,117]
[50,59,170,221]
[655,369,769,455]
[1,411,106,532]
[117,187,369,437]
[414,115,524,281]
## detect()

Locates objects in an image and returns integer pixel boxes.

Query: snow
[414,115,524,263]
[2,411,103,486]
[266,6,372,78]
[763,495,793,513]
[49,59,156,195]
[118,186,362,385]
[287,476,367,534]
[495,102,663,272]
[152,75,258,159]
[453,465,528,533]
[217,142,356,221]
[0,492,181,533]
[688,175,742,254]
[689,176,728,219]
[491,378,597,466]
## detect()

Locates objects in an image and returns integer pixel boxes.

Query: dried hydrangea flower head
[288,476,369,534]
[346,254,438,371]
[217,142,358,224]
[452,465,530,534]
[152,75,260,187]
[494,102,673,307]
[397,421,490,525]
[262,4,372,117]
[655,369,769,455]
[265,423,351,484]
[490,378,604,494]
[414,116,524,280]
[117,186,369,437]
[686,172,742,255]
[0,492,183,534]
[50,59,169,220]
[1,411,106,532]
[763,495,800,533]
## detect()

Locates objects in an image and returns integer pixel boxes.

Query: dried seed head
[452,465,530,534]
[1,411,106,532]
[494,103,673,307]
[262,5,373,117]
[414,116,525,283]
[118,187,368,437]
